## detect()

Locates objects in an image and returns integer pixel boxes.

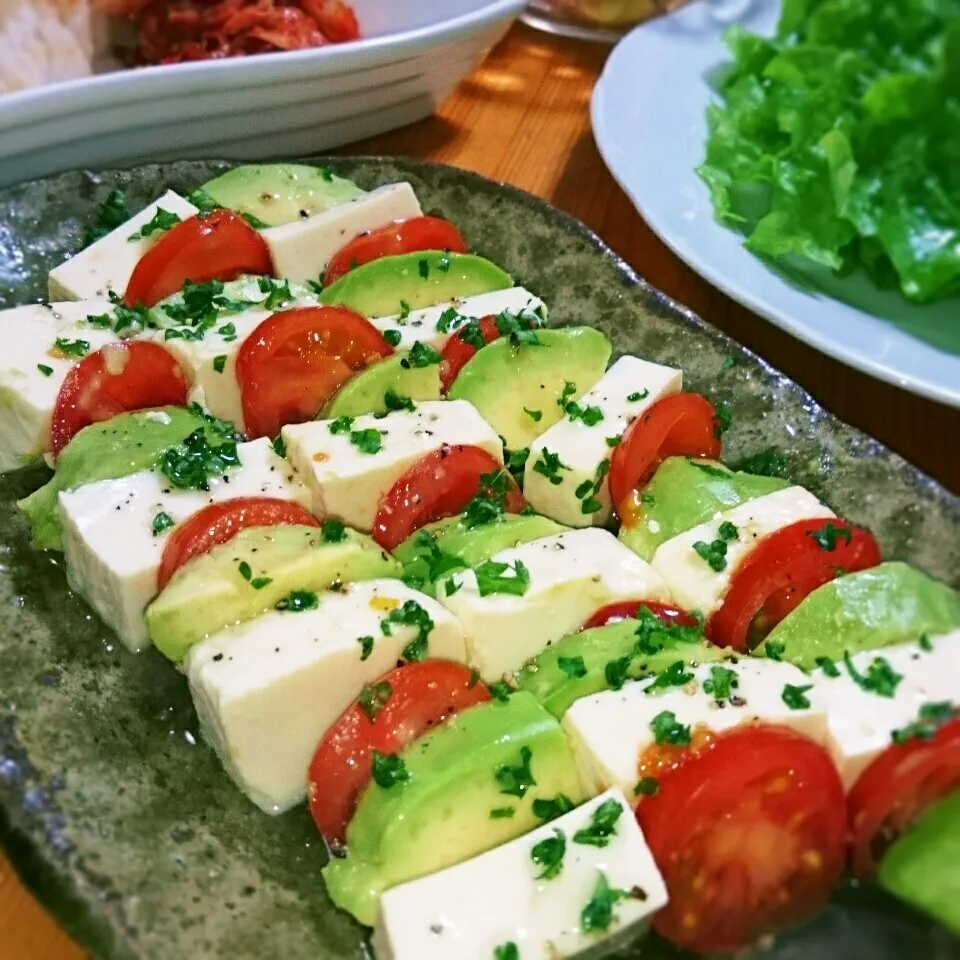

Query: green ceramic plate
[0,158,958,960]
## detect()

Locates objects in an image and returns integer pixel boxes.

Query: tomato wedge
[439,315,499,392]
[372,445,526,551]
[156,497,320,590]
[580,600,699,631]
[236,305,393,439]
[308,661,491,849]
[50,342,189,457]
[124,209,273,308]
[610,393,722,519]
[636,725,846,955]
[706,518,882,652]
[323,216,468,285]
[849,712,960,878]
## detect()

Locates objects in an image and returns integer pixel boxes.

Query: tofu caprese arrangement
[4,162,959,959]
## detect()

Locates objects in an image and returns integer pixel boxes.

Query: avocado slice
[393,513,569,594]
[147,525,401,662]
[195,164,364,227]
[323,692,585,925]
[17,406,213,552]
[755,562,960,669]
[620,456,790,561]
[447,327,612,450]
[516,618,730,718]
[318,252,512,319]
[879,789,960,934]
[323,352,442,418]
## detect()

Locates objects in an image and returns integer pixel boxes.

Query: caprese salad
[3,162,959,959]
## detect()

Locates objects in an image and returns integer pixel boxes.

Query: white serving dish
[0,0,524,189]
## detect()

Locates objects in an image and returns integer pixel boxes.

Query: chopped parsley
[350,428,384,455]
[246,570,273,591]
[808,521,853,551]
[650,710,691,746]
[505,446,530,485]
[212,354,227,374]
[82,190,129,247]
[605,435,622,448]
[714,401,733,437]
[151,511,175,536]
[257,277,294,310]
[411,529,465,585]
[474,559,530,597]
[892,702,956,744]
[919,634,934,652]
[635,776,659,797]
[495,745,536,798]
[489,807,515,820]
[271,435,287,458]
[843,652,903,698]
[36,363,53,377]
[158,427,239,491]
[383,329,402,347]
[328,416,354,435]
[358,681,393,722]
[765,640,786,661]
[371,750,409,789]
[578,459,610,515]
[128,207,182,241]
[557,380,604,426]
[494,943,519,960]
[558,655,588,679]
[532,794,576,822]
[604,656,632,691]
[645,660,695,693]
[321,519,347,543]
[402,341,442,368]
[160,279,259,334]
[524,407,543,422]
[418,258,429,279]
[721,355,739,371]
[218,321,237,342]
[532,448,569,486]
[627,389,649,402]
[580,872,636,934]
[702,665,738,700]
[633,604,703,657]
[53,337,90,359]
[275,590,319,612]
[488,681,513,702]
[357,635,374,661]
[398,299,412,321]
[381,600,434,662]
[732,446,787,478]
[493,309,542,347]
[461,468,513,529]
[572,798,623,848]
[530,830,566,880]
[815,655,840,677]
[782,683,814,710]
[436,307,467,333]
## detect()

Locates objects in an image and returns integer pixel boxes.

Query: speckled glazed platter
[1,157,959,960]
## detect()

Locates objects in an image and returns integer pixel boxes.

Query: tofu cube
[651,487,834,618]
[282,400,503,533]
[187,579,466,814]
[262,183,422,283]
[563,657,828,799]
[524,356,682,528]
[0,300,117,471]
[48,191,199,301]
[371,287,546,352]
[373,789,668,960]
[438,528,671,681]
[59,438,307,652]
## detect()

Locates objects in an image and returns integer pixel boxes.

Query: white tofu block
[370,287,546,351]
[187,579,466,814]
[282,400,503,533]
[59,438,308,653]
[439,528,671,681]
[48,191,199,301]
[563,658,828,799]
[524,356,682,528]
[651,487,834,618]
[812,631,960,788]
[262,183,422,283]
[0,300,118,471]
[373,789,668,960]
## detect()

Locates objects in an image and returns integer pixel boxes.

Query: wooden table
[3,19,959,960]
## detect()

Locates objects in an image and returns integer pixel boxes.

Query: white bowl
[0,0,525,189]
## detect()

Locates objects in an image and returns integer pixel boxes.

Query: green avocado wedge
[146,524,400,662]
[619,456,790,561]
[195,164,364,227]
[17,406,214,551]
[755,562,960,669]
[447,326,612,450]
[515,615,729,718]
[322,692,585,926]
[879,790,960,934]
[323,352,442,418]
[319,252,512,319]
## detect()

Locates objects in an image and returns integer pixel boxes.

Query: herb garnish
[604,656,632,691]
[531,830,566,880]
[532,794,576,822]
[371,750,409,789]
[158,427,239,491]
[384,388,415,412]
[350,429,384,455]
[383,329,402,347]
[782,683,814,710]
[474,559,531,597]
[693,521,739,572]
[128,207,182,241]
[490,807,515,819]
[532,449,569,486]
[627,389,650,402]
[381,600,434,662]
[494,943,519,960]
[357,635,374,661]
[275,590,319,612]
[151,511,175,536]
[645,660,695,693]
[581,872,636,934]
[635,776,659,797]
[703,665,738,700]
[650,710,691,746]
[82,190,129,247]
[732,446,788,478]
[495,745,536,798]
[892,702,955,744]
[358,681,393,722]
[558,655,588,679]
[37,364,53,377]
[53,337,90,359]
[843,652,903,698]
[213,355,227,374]
[321,519,347,543]
[402,341,442,368]
[815,655,840,677]
[809,522,853,551]
[573,798,623,848]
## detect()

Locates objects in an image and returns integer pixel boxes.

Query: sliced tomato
[580,600,699,631]
[610,393,722,518]
[439,315,499,392]
[236,305,393,438]
[706,518,882,652]
[372,445,526,551]
[323,216,468,285]
[124,209,273,308]
[308,661,491,848]
[849,713,960,878]
[636,725,846,955]
[156,497,320,590]
[50,342,189,456]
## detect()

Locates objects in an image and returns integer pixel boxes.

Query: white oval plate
[0,0,524,190]
[591,0,960,408]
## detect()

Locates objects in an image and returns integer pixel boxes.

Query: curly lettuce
[699,0,960,304]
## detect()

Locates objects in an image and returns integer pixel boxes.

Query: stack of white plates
[0,0,525,188]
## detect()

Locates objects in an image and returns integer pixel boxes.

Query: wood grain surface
[2,18,958,960]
